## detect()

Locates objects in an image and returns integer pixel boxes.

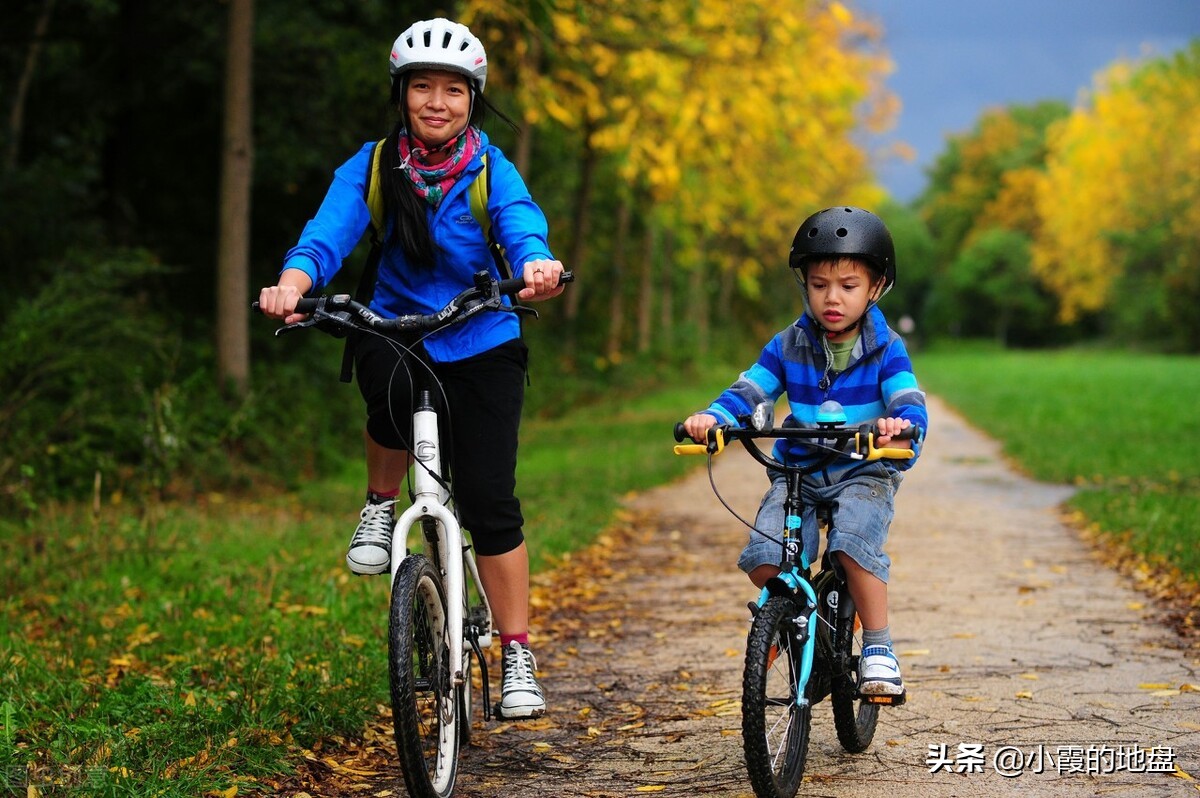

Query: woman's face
[405,69,472,150]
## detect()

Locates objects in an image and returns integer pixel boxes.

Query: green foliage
[0,247,362,519]
[935,228,1057,346]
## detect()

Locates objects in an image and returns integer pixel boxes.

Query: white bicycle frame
[388,397,494,690]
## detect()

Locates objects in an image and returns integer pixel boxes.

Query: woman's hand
[875,416,913,448]
[517,259,566,301]
[258,269,313,324]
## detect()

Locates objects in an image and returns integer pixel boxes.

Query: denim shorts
[737,466,903,583]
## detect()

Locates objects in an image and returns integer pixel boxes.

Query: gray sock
[862,626,892,649]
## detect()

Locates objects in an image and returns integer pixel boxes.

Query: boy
[682,206,927,697]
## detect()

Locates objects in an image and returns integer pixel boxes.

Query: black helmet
[789,206,896,290]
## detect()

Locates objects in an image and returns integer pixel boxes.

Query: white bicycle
[257,270,571,798]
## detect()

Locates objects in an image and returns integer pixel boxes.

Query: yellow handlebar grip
[857,432,916,462]
[673,428,727,456]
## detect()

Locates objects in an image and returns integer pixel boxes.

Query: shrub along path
[285,396,1199,797]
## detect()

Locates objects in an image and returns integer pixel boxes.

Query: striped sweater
[700,305,928,477]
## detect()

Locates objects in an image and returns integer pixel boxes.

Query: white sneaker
[498,641,546,719]
[859,645,904,695]
[346,499,395,575]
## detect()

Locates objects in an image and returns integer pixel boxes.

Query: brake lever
[274,309,353,338]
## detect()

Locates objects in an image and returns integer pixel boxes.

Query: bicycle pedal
[862,690,906,707]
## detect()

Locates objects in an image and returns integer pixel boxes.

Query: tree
[1032,43,1200,349]
[216,0,254,394]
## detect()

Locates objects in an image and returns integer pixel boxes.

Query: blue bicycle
[674,401,918,798]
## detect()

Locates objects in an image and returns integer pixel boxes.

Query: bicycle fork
[391,394,468,695]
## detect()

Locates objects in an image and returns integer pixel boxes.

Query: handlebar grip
[498,269,575,297]
[891,424,921,442]
[294,297,320,313]
[673,422,689,443]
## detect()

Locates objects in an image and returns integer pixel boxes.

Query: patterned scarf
[395,126,481,208]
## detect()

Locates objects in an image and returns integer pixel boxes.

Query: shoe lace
[502,642,539,692]
[353,500,395,546]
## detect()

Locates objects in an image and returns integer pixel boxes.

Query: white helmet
[389,18,488,93]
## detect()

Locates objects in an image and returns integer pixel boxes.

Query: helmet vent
[836,227,849,237]
[807,229,819,238]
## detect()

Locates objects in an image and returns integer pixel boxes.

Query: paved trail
[343,395,1199,798]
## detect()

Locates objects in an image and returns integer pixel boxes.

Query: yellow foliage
[1032,47,1200,322]
[461,0,893,293]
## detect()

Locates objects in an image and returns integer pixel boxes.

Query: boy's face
[803,258,883,342]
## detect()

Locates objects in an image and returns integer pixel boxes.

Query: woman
[258,17,564,720]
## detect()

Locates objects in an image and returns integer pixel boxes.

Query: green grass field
[2,346,1194,795]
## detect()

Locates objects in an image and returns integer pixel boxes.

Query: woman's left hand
[517,259,566,301]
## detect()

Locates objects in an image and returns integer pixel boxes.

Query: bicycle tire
[742,595,811,798]
[389,554,460,798]
[828,587,879,753]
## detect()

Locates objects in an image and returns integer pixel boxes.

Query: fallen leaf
[1015,691,1033,700]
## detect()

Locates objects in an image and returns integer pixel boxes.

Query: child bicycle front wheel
[742,596,811,798]
[389,555,460,798]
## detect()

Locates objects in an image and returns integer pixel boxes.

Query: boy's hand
[683,413,718,443]
[875,417,913,448]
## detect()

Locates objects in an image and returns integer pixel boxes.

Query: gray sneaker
[497,641,546,719]
[346,498,395,575]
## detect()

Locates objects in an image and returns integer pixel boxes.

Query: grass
[0,362,733,797]
[913,344,1200,578]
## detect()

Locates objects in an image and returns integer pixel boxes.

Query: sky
[850,0,1200,201]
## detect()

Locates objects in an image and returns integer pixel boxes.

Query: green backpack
[339,139,512,382]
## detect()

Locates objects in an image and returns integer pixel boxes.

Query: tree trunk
[216,0,254,394]
[659,229,674,354]
[562,118,596,362]
[636,219,656,354]
[689,246,710,356]
[605,196,633,362]
[5,0,57,174]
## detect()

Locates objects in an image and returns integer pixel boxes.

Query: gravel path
[327,394,1198,798]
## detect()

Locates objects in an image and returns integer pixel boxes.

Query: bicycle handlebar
[253,270,573,337]
[672,419,921,465]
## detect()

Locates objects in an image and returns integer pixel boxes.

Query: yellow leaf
[1126,601,1144,610]
[829,1,853,26]
[901,649,930,656]
[532,742,552,751]
[1018,673,1039,680]
[1139,682,1172,690]
[634,787,665,793]
[1015,691,1034,700]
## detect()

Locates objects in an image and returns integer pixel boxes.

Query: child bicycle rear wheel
[742,595,811,798]
[828,592,880,753]
[389,555,460,798]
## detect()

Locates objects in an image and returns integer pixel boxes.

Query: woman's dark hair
[379,73,520,266]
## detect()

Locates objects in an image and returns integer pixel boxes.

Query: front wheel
[389,555,460,798]
[828,590,879,753]
[742,596,811,798]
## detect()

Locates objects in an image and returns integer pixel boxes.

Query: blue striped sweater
[700,306,928,477]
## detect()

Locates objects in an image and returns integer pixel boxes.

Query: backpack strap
[339,139,387,383]
[468,153,513,280]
